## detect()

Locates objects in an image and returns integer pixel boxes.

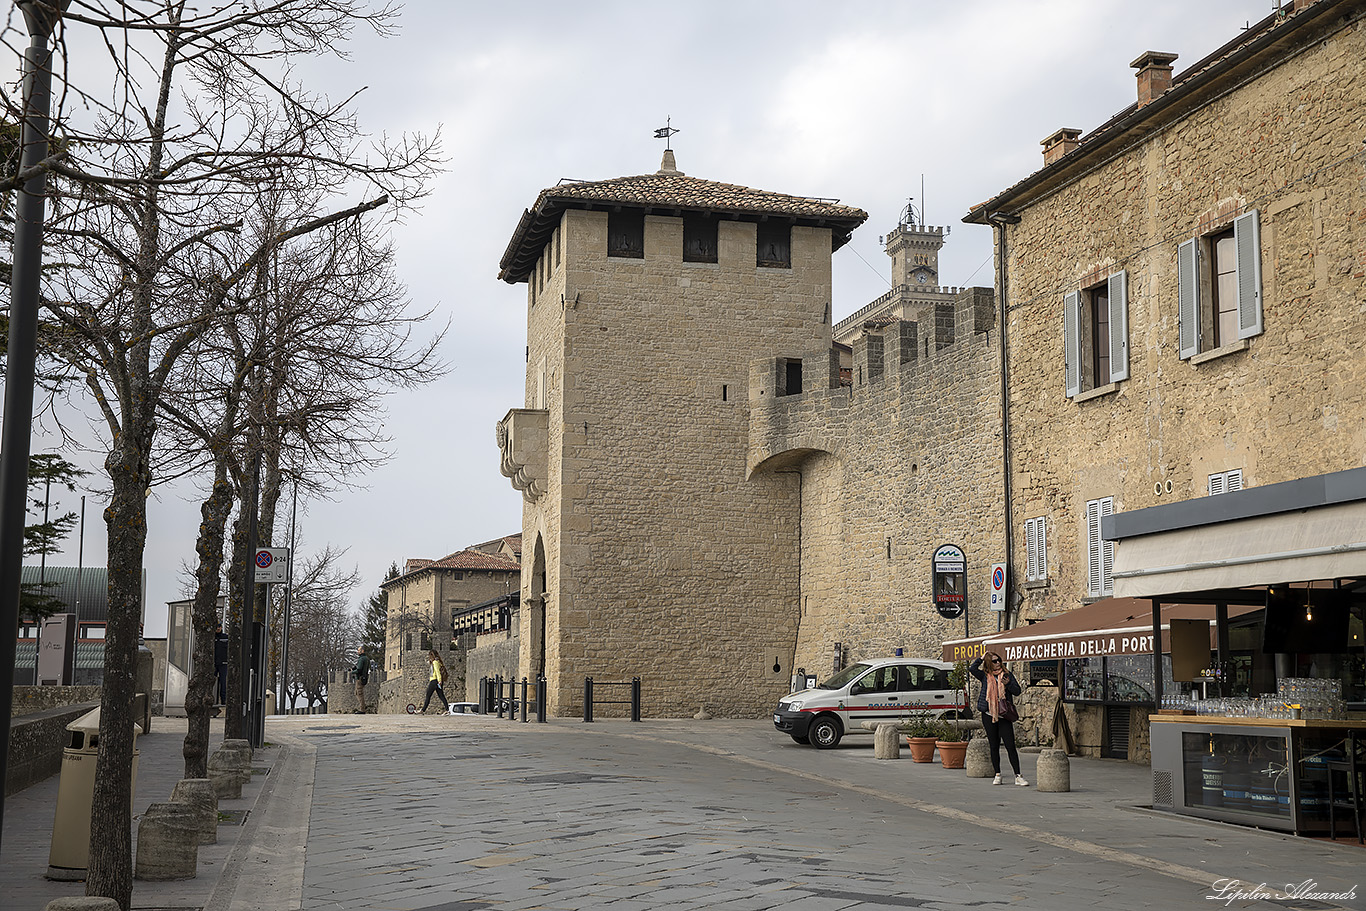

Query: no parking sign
[989,561,1007,612]
[254,547,290,584]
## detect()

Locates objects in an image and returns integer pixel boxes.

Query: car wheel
[790,732,810,745]
[809,714,842,749]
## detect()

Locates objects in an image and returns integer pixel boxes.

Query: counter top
[1149,713,1366,729]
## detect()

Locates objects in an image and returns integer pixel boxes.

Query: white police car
[773,657,968,749]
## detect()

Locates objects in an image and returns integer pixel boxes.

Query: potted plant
[905,715,939,762]
[935,719,969,769]
[948,660,970,718]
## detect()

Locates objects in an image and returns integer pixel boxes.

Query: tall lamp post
[0,0,71,853]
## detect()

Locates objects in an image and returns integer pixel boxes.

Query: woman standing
[969,651,1028,786]
[421,649,451,714]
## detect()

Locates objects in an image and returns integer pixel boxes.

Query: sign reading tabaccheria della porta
[999,632,1157,663]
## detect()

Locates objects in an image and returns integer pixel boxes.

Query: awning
[1112,496,1366,598]
[963,598,1263,664]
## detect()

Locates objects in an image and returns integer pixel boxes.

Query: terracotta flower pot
[906,736,938,762]
[936,740,968,769]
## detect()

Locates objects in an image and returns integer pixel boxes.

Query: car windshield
[818,663,874,691]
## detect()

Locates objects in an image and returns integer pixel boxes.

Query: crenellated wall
[749,286,1005,672]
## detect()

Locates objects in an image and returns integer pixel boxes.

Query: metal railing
[479,675,547,723]
[583,676,641,722]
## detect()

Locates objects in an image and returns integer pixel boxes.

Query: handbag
[997,698,1019,723]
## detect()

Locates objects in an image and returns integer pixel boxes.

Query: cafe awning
[961,598,1263,664]
[1104,467,1366,600]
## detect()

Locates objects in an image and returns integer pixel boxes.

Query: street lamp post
[0,0,71,854]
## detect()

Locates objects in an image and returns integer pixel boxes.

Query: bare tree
[278,545,362,711]
[2,3,440,905]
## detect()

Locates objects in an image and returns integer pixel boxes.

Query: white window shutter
[1064,291,1081,397]
[1087,501,1102,596]
[1234,209,1263,340]
[1025,520,1038,581]
[1209,473,1225,496]
[1107,270,1129,383]
[1038,518,1047,582]
[1100,497,1115,595]
[1177,238,1199,359]
[1226,469,1243,492]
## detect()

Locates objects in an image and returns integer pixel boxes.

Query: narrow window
[1086,497,1115,597]
[782,359,803,396]
[1210,229,1238,347]
[607,210,644,258]
[1088,283,1110,389]
[722,384,728,401]
[756,222,791,268]
[1025,517,1047,582]
[683,213,718,263]
[1179,209,1262,358]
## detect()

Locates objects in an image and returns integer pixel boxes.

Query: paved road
[278,716,1363,911]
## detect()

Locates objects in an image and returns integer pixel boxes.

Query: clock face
[915,271,930,284]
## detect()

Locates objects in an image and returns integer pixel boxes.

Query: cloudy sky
[18,0,1276,636]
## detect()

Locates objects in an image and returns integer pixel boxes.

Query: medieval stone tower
[497,151,866,716]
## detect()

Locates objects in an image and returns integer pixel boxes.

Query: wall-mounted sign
[932,543,966,619]
[989,562,1007,612]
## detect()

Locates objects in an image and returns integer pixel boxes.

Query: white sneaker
[1015,775,1030,787]
[991,773,1002,785]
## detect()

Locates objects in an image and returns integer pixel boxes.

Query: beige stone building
[965,0,1366,757]
[379,535,520,712]
[498,152,868,717]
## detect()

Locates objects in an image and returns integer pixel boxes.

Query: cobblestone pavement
[285,716,1363,911]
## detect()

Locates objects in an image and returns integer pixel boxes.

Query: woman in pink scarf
[969,651,1027,786]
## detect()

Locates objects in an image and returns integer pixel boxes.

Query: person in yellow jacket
[421,649,450,714]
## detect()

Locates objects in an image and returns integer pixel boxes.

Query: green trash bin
[46,707,141,881]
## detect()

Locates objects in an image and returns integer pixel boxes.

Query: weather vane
[653,117,680,151]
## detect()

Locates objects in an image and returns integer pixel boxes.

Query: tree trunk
[183,466,233,778]
[86,439,149,910]
[224,506,248,741]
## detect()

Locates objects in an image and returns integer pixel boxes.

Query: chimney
[1041,128,1082,166]
[656,149,684,176]
[1131,51,1179,107]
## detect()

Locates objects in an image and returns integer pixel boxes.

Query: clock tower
[884,202,945,290]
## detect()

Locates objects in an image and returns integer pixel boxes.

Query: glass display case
[1151,716,1365,834]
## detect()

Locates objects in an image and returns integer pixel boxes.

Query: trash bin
[46,707,142,881]
[265,690,276,717]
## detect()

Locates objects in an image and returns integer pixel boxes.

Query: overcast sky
[15,0,1276,636]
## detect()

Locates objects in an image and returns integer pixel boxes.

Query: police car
[773,657,968,749]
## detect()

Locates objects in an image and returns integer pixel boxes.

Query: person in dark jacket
[969,651,1028,786]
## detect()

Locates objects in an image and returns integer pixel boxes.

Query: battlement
[833,284,984,346]
[886,223,948,243]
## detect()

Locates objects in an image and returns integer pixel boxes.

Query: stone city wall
[749,287,1006,673]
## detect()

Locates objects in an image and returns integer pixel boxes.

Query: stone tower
[885,217,944,290]
[497,151,866,716]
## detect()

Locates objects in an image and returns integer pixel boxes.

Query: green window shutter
[1064,291,1081,397]
[1177,238,1199,359]
[1107,270,1129,383]
[1234,209,1263,340]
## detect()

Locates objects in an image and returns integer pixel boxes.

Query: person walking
[421,649,451,714]
[970,650,1028,786]
[352,646,371,714]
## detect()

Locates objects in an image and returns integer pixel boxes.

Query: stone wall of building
[520,209,838,717]
[1001,13,1366,621]
[748,287,1005,674]
[465,628,519,705]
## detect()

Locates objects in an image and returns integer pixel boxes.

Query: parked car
[773,657,969,749]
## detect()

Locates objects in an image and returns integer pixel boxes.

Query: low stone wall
[464,629,519,706]
[11,686,103,718]
[6,701,100,796]
[328,668,379,714]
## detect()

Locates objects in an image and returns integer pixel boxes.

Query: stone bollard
[44,899,121,911]
[873,724,901,759]
[1037,748,1071,792]
[135,802,200,881]
[207,741,251,799]
[965,736,994,778]
[170,778,219,845]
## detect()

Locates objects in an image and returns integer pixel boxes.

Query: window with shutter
[1086,496,1114,597]
[1209,469,1244,495]
[1065,271,1127,397]
[1025,517,1047,582]
[1179,209,1262,359]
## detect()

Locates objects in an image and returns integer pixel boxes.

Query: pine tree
[362,562,399,668]
[21,453,89,622]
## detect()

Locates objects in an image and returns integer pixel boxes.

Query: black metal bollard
[520,677,528,723]
[495,675,504,718]
[478,676,488,714]
[584,676,594,722]
[537,676,547,723]
[631,676,641,722]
